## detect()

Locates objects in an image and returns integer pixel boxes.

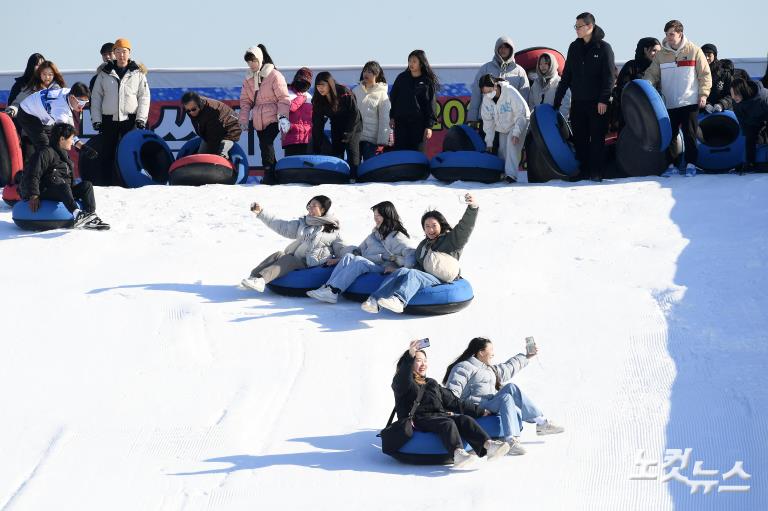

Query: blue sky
[2,1,766,72]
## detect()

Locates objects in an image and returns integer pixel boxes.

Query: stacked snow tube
[387,415,503,465]
[442,125,486,152]
[116,130,174,187]
[696,111,745,172]
[514,47,566,76]
[175,137,248,184]
[12,200,76,231]
[616,79,673,177]
[266,266,334,296]
[0,112,23,187]
[357,150,430,182]
[343,272,474,315]
[430,152,504,183]
[526,104,580,182]
[274,155,351,185]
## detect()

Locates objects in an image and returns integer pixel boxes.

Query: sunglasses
[75,97,89,106]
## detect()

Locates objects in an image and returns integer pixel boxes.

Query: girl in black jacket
[389,50,439,152]
[21,123,109,230]
[311,72,362,178]
[612,37,660,130]
[391,339,509,467]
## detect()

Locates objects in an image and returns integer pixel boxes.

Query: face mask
[484,91,497,99]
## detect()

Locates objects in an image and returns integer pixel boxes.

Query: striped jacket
[644,36,712,109]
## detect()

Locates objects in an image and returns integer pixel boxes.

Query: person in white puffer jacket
[241,195,348,292]
[479,75,530,182]
[353,61,392,160]
[444,337,564,456]
[307,201,414,304]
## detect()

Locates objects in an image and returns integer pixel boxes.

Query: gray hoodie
[467,36,530,122]
[528,51,571,119]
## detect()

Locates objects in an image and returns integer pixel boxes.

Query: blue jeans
[480,383,542,438]
[326,253,384,291]
[369,267,440,305]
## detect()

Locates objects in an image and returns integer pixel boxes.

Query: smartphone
[416,338,430,349]
[525,336,536,356]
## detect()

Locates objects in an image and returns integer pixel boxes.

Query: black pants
[257,122,280,169]
[570,100,609,179]
[332,128,361,178]
[393,116,425,151]
[667,104,699,166]
[99,114,136,186]
[39,180,96,214]
[412,415,489,457]
[16,109,50,153]
[283,143,308,156]
[359,140,379,160]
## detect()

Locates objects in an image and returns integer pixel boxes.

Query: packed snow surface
[0,175,766,510]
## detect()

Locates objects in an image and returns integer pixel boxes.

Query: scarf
[247,63,275,92]
[283,214,340,255]
[413,373,427,386]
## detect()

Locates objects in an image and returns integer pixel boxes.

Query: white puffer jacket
[353,82,391,145]
[257,210,348,266]
[480,81,530,147]
[355,229,416,267]
[445,354,528,404]
[91,60,150,123]
[644,36,712,109]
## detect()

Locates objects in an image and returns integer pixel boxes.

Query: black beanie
[701,43,718,57]
[100,42,114,55]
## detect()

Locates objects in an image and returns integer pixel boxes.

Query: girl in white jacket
[444,337,564,455]
[479,75,530,182]
[307,201,414,303]
[353,61,392,160]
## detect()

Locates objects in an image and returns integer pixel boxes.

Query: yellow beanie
[114,38,132,50]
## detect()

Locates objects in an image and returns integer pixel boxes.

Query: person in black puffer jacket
[311,71,363,179]
[391,339,510,467]
[612,37,661,131]
[389,50,439,152]
[731,78,768,168]
[701,44,735,112]
[554,12,616,181]
[21,123,109,230]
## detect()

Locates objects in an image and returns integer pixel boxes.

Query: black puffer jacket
[7,76,27,106]
[392,352,485,421]
[311,83,362,152]
[707,59,735,110]
[733,81,768,130]
[389,71,438,128]
[555,25,616,106]
[21,145,74,198]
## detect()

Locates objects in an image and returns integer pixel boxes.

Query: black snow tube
[430,151,504,183]
[168,154,236,186]
[12,200,76,231]
[442,125,486,152]
[616,129,671,177]
[357,150,430,182]
[620,79,672,152]
[526,104,580,182]
[274,155,351,185]
[696,111,746,172]
[116,130,174,187]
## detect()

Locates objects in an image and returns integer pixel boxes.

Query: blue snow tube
[388,415,504,465]
[275,155,351,185]
[12,200,76,231]
[357,150,430,182]
[116,129,174,188]
[430,151,504,183]
[266,266,335,296]
[442,124,486,152]
[343,272,474,315]
[696,111,746,172]
[176,137,249,184]
[621,79,673,152]
[527,104,580,182]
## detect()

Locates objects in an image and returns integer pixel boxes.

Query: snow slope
[0,175,766,511]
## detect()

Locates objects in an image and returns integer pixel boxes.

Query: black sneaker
[83,215,111,231]
[73,211,96,228]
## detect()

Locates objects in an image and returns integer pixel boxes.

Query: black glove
[79,144,99,160]
[92,122,102,133]
[136,120,146,130]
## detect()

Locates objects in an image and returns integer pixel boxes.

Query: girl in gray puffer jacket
[307,201,414,304]
[444,337,564,455]
[241,195,347,292]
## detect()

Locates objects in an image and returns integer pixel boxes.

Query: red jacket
[283,87,313,147]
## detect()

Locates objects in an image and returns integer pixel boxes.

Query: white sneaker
[306,286,338,304]
[506,437,527,455]
[377,295,404,313]
[360,296,379,313]
[536,420,565,436]
[240,277,265,292]
[73,211,96,229]
[453,448,478,469]
[484,439,510,461]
